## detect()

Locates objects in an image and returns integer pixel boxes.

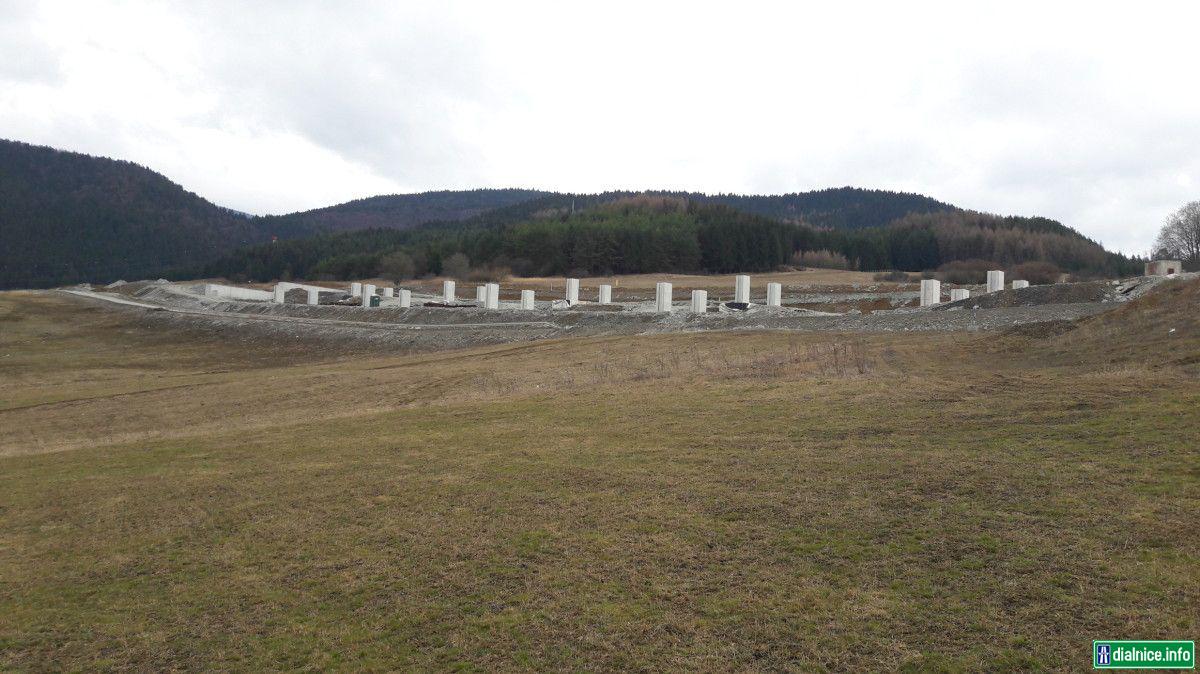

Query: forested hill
[256,188,553,234]
[198,196,1140,282]
[273,187,960,234]
[0,138,1120,289]
[699,188,958,229]
[0,140,551,289]
[0,140,278,289]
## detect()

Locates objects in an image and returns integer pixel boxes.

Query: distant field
[510,268,888,291]
[1,286,1197,670]
[217,268,894,301]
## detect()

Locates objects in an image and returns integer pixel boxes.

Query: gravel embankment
[56,276,1155,354]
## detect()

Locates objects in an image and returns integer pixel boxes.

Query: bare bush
[791,249,851,270]
[873,271,912,282]
[492,255,535,277]
[937,259,998,285]
[466,266,511,283]
[807,340,872,377]
[1009,260,1062,285]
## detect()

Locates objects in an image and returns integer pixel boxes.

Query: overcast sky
[2,1,1197,253]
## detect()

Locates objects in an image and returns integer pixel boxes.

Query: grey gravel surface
[55,277,1143,355]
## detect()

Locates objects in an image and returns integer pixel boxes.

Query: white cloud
[1,0,1197,252]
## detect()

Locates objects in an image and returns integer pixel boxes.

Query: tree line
[194,196,1142,282]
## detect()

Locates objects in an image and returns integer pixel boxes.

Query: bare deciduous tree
[378,251,415,284]
[1153,201,1200,264]
[441,252,471,280]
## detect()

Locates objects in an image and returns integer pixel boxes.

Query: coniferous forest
[0,140,265,288]
[197,196,1142,282]
[0,138,1143,288]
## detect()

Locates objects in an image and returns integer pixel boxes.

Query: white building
[1145,260,1182,276]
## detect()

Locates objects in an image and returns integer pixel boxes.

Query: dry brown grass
[0,293,896,457]
[1,289,1198,671]
[994,277,1200,373]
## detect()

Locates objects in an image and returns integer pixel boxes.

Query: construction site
[3,266,1198,671]
[61,269,1188,354]
[6,1,1200,667]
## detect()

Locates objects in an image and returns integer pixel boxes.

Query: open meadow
[1,283,1198,670]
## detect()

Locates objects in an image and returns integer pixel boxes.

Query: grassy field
[251,268,893,303]
[1,286,1197,670]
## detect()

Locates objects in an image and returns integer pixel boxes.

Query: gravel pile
[936,281,1114,310]
[937,274,1197,311]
